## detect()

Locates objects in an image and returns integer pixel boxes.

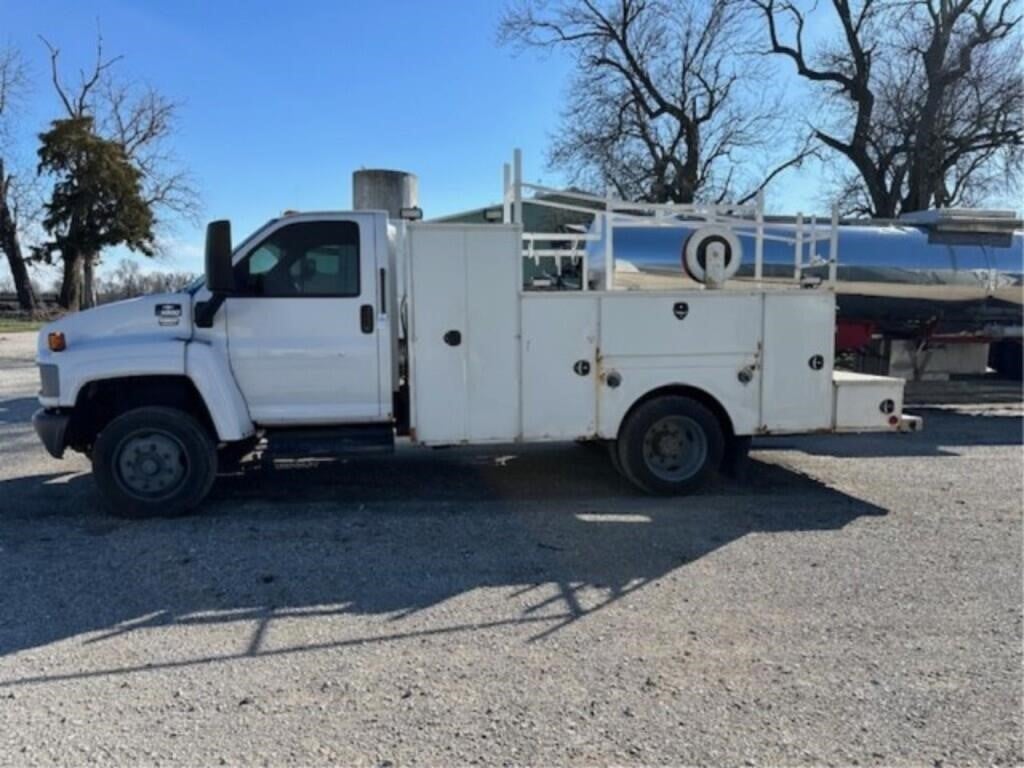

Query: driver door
[225,214,382,425]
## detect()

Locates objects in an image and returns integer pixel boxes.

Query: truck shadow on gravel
[0,405,1014,683]
[0,396,38,425]
[0,439,893,683]
[755,406,1022,458]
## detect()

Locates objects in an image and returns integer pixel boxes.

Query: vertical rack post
[502,163,511,224]
[754,190,764,281]
[794,212,804,282]
[809,215,817,267]
[580,234,589,291]
[512,148,523,226]
[828,203,839,286]
[604,187,614,291]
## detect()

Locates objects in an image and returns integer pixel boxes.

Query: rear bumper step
[832,371,923,433]
[898,414,924,432]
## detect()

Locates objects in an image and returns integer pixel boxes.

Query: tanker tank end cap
[400,206,423,221]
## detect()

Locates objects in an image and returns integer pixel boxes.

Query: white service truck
[32,152,921,517]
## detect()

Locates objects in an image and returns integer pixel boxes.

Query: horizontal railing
[501,148,840,291]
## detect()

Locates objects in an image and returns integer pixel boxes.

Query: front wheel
[92,406,217,518]
[617,396,725,495]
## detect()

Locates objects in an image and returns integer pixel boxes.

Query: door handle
[360,304,374,334]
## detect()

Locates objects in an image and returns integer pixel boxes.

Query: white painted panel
[465,227,520,441]
[833,371,904,431]
[409,226,468,443]
[521,296,598,439]
[761,292,835,431]
[600,294,761,357]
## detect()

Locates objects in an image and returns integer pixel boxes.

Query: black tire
[92,406,217,518]
[605,439,627,479]
[617,395,725,495]
[989,339,1023,381]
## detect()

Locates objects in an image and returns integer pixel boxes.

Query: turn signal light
[47,332,67,352]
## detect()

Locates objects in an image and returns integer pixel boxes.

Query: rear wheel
[92,406,217,518]
[617,396,724,495]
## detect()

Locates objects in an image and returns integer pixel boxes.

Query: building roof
[432,191,600,232]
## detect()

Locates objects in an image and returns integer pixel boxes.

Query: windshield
[184,275,206,294]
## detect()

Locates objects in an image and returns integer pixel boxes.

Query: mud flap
[721,435,752,481]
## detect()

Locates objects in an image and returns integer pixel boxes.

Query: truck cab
[34,210,400,516]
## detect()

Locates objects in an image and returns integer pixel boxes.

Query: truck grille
[38,364,59,397]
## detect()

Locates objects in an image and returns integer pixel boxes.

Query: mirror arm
[194,293,226,328]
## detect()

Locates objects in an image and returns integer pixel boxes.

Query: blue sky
[2,0,830,280]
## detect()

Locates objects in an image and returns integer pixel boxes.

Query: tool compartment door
[521,295,599,440]
[760,291,835,431]
[596,293,764,438]
[407,224,520,444]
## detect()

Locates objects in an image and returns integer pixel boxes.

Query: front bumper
[33,408,70,459]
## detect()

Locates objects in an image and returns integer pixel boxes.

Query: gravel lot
[0,330,1021,766]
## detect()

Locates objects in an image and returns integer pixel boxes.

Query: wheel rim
[114,429,189,500]
[641,415,708,483]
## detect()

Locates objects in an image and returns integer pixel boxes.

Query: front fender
[186,339,255,442]
[38,336,255,444]
[41,337,188,410]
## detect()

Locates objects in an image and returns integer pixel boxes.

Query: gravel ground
[0,330,1021,766]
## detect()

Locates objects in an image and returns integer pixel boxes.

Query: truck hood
[39,293,194,355]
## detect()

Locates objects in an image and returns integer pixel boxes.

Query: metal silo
[352,169,419,219]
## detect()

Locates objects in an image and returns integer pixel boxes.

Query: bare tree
[97,78,200,226]
[40,32,199,309]
[500,0,813,204]
[0,46,38,314]
[94,258,196,304]
[754,0,1023,217]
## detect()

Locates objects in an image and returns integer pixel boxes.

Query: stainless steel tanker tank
[585,221,1023,337]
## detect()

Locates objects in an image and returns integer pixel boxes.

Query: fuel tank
[588,221,1023,337]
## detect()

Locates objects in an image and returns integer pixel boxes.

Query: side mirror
[195,220,233,328]
[205,220,234,294]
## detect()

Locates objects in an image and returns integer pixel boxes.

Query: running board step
[263,424,395,459]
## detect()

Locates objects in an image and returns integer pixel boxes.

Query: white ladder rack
[500,148,840,291]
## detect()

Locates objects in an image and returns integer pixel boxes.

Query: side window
[236,220,360,297]
[248,244,281,276]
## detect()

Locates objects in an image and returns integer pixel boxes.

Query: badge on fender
[155,303,182,326]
